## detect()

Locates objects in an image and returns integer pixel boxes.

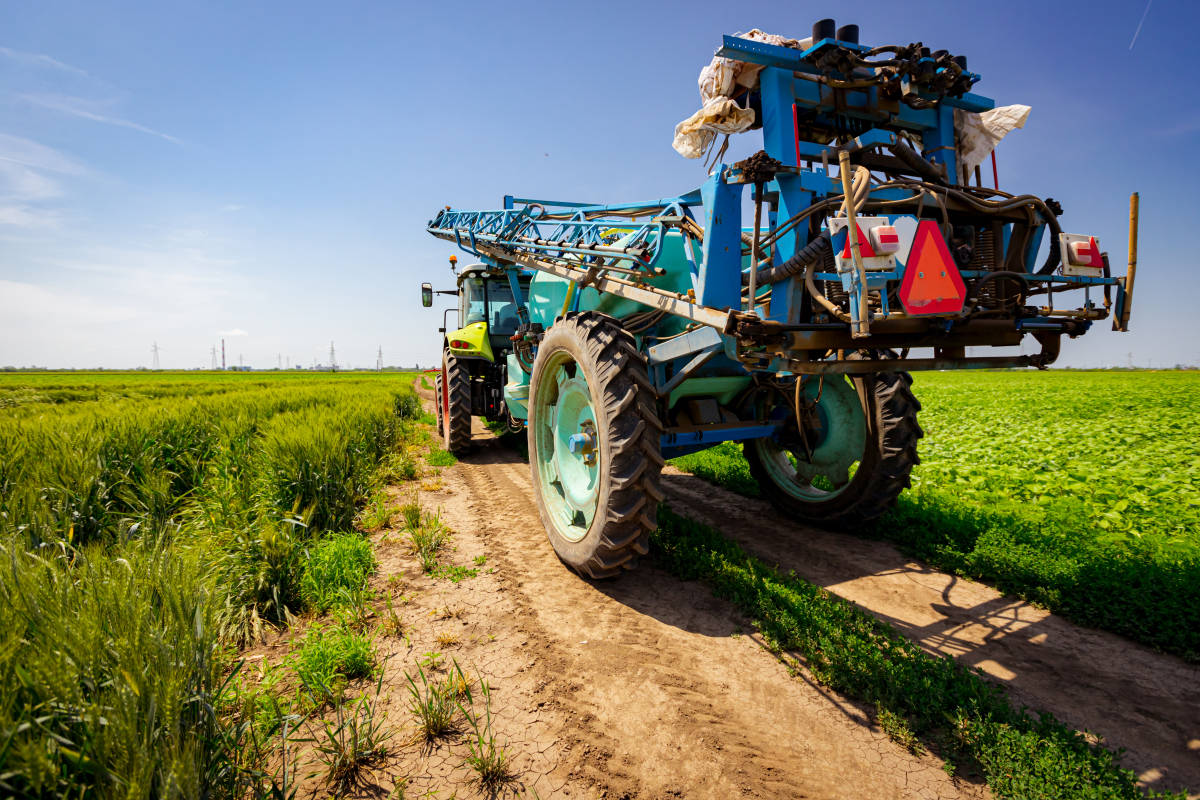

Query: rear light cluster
[831,216,903,270]
[1059,232,1105,277]
[450,339,472,349]
[869,224,901,254]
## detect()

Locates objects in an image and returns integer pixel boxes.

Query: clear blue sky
[1,0,1196,369]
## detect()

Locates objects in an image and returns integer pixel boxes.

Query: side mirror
[420,282,433,308]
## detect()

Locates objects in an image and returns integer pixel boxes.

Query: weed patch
[292,624,376,704]
[312,672,392,794]
[431,563,478,582]
[300,532,376,613]
[382,451,421,482]
[405,661,464,741]
[355,489,393,531]
[425,446,457,467]
[460,678,513,788]
[408,512,451,573]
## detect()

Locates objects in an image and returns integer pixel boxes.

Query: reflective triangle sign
[838,222,878,259]
[898,220,966,315]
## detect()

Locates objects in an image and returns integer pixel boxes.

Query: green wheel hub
[532,352,600,542]
[754,376,866,501]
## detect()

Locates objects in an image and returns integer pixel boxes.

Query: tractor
[422,257,531,451]
[422,22,1138,579]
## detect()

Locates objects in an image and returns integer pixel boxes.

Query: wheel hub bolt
[567,422,598,466]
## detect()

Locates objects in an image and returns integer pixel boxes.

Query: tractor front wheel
[527,312,663,578]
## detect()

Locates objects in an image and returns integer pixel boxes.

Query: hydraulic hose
[805,260,852,323]
[964,270,1029,315]
[887,140,946,185]
[742,231,831,286]
[884,177,1063,274]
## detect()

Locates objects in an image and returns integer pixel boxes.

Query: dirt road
[403,386,1196,798]
[424,434,981,798]
[403,388,982,798]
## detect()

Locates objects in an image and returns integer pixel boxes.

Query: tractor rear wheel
[441,350,472,454]
[743,369,922,528]
[527,312,663,578]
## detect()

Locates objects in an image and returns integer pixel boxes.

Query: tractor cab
[423,259,532,447]
[455,268,525,360]
[420,262,530,362]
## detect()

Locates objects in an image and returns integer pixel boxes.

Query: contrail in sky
[1129,0,1153,50]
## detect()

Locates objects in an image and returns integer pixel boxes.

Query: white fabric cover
[672,30,806,159]
[955,104,1032,177]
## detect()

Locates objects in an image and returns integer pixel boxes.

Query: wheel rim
[435,378,443,431]
[752,376,866,502]
[441,359,450,425]
[533,350,600,542]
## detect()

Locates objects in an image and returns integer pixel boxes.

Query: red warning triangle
[898,221,966,315]
[1074,236,1103,268]
[839,222,877,259]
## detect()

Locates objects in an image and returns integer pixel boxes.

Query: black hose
[887,140,946,185]
[742,231,832,286]
[1036,210,1063,275]
[966,270,1029,313]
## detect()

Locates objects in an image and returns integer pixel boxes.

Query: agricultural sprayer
[422,21,1139,578]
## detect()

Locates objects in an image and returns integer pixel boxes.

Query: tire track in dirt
[660,466,1200,798]
[422,409,984,798]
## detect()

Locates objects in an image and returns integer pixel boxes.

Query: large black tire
[441,350,472,454]
[744,370,922,528]
[527,312,663,578]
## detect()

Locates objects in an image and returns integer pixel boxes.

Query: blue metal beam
[661,423,779,449]
[697,170,743,310]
